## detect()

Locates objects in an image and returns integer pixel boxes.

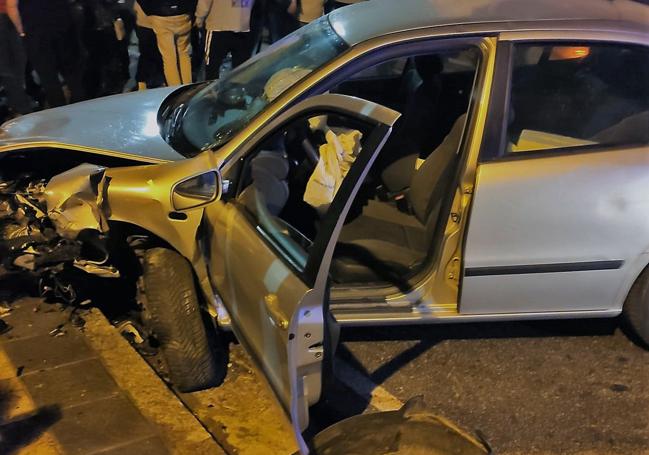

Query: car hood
[0,88,184,163]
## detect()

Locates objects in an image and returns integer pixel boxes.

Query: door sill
[331,305,621,327]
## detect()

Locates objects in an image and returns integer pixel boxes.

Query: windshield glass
[179,17,348,156]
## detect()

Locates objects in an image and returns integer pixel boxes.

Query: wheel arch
[107,220,216,316]
[616,251,649,311]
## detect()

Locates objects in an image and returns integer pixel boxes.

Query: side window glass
[507,43,649,154]
[235,112,374,272]
[346,58,409,82]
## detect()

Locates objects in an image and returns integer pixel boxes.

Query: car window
[346,58,408,81]
[506,43,649,154]
[332,47,479,155]
[234,112,374,273]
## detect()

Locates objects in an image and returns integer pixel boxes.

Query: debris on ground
[0,319,11,335]
[0,302,11,317]
[0,167,133,313]
[48,324,66,337]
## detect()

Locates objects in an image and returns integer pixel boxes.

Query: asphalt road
[326,318,649,455]
[151,315,649,454]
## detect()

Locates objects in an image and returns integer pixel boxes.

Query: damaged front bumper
[0,164,118,303]
[1,152,219,311]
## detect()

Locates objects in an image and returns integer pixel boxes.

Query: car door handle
[264,294,289,330]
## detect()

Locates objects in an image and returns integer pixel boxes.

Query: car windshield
[178,17,348,156]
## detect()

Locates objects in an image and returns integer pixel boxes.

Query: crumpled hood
[0,88,184,163]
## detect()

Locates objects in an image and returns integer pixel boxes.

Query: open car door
[209,94,400,452]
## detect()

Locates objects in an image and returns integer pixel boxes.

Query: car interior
[234,48,481,289]
[507,43,649,152]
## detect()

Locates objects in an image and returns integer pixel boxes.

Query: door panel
[462,147,649,314]
[219,205,310,406]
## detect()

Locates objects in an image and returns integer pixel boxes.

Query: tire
[140,247,224,392]
[623,265,649,348]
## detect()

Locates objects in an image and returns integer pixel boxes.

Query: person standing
[259,0,299,44]
[195,0,256,80]
[138,0,194,86]
[81,0,130,97]
[134,1,164,90]
[7,0,86,108]
[0,0,32,116]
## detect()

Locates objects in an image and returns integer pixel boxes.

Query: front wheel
[139,247,226,392]
[623,266,649,348]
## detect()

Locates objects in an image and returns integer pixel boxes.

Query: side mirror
[172,170,222,211]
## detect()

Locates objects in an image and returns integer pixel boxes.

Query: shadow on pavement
[0,388,62,455]
[338,317,620,387]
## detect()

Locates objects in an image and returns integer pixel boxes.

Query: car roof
[329,0,649,46]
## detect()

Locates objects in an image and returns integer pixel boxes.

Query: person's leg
[191,26,204,79]
[83,29,102,98]
[55,24,87,103]
[150,15,181,86]
[116,11,134,85]
[268,11,299,43]
[102,27,129,95]
[204,31,231,80]
[230,32,254,69]
[24,31,67,108]
[136,25,164,88]
[173,15,193,85]
[135,26,147,88]
[0,15,32,114]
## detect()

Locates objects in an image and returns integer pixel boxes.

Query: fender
[44,151,222,306]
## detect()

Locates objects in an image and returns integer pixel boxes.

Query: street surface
[1,290,647,454]
[331,319,649,455]
[176,317,649,454]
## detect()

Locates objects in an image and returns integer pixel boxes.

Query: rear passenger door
[461,39,649,315]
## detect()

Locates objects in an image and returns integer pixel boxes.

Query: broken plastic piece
[73,260,120,278]
[44,164,108,239]
[0,319,11,335]
[49,324,66,337]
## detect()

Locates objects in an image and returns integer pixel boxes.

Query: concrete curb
[82,309,225,455]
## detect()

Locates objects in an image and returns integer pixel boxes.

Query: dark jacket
[18,0,72,33]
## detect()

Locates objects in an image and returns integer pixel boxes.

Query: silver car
[1,0,648,451]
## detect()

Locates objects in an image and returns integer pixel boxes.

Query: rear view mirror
[172,171,222,211]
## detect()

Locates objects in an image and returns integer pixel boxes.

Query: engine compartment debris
[0,164,124,308]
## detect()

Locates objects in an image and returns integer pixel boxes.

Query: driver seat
[239,150,290,218]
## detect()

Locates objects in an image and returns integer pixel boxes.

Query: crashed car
[2,0,649,451]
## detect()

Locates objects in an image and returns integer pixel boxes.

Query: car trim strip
[465,260,624,276]
[0,141,169,164]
